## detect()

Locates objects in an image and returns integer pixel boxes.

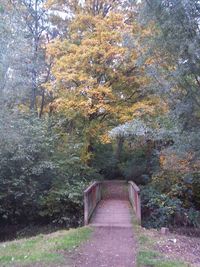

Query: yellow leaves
[132,22,142,34]
[117,97,169,123]
[47,39,69,58]
[70,13,98,32]
[140,21,157,38]
[141,27,153,37]
[99,133,112,144]
[159,154,165,166]
[82,38,99,47]
[17,104,29,113]
[46,6,160,152]
[136,75,151,87]
[47,83,117,121]
[131,100,156,114]
[106,12,127,30]
[48,10,142,94]
[85,121,112,144]
[45,0,55,8]
[145,57,156,65]
[160,153,194,174]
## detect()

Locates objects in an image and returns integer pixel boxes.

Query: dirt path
[71,226,136,267]
[71,181,136,267]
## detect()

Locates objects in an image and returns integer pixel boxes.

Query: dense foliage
[0,0,200,235]
[0,111,101,228]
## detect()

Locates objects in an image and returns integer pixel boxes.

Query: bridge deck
[79,181,138,266]
[90,199,132,228]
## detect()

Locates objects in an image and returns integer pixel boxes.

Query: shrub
[0,114,56,224]
[0,113,102,228]
[141,185,200,228]
[39,158,102,226]
[141,186,182,228]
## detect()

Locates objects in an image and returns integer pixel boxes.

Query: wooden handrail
[128,181,140,192]
[84,181,100,194]
[128,181,141,223]
[84,181,102,225]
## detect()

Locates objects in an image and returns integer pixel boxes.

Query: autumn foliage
[46,6,166,162]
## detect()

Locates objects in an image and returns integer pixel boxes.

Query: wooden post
[84,192,89,225]
[136,191,141,224]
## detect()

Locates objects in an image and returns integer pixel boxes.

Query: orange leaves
[46,5,158,156]
[47,82,116,121]
[47,39,69,59]
[117,97,169,123]
[159,154,165,166]
[145,57,156,65]
[193,160,200,172]
[159,152,195,174]
[48,11,142,93]
[99,133,112,144]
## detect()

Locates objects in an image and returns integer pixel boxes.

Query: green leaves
[0,5,4,13]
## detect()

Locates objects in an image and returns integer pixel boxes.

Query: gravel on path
[71,226,136,267]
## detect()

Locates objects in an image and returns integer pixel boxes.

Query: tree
[47,1,165,163]
[138,0,200,171]
[143,0,200,109]
[0,1,32,107]
[136,0,200,228]
[9,0,53,115]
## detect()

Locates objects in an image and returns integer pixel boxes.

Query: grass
[0,226,92,267]
[132,217,189,267]
[137,250,187,267]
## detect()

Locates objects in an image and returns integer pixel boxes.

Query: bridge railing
[128,181,141,224]
[84,180,141,225]
[84,181,102,225]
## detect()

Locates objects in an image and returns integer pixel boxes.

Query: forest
[0,0,200,240]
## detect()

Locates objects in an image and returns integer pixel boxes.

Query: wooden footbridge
[84,180,141,227]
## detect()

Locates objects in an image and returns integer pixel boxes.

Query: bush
[141,186,200,228]
[39,157,102,226]
[0,114,56,224]
[0,113,102,228]
[141,186,183,228]
[152,171,197,208]
[192,172,200,207]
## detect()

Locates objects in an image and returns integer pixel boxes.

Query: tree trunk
[115,137,124,163]
[39,89,45,118]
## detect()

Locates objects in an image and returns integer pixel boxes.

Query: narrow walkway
[90,199,132,228]
[71,181,136,267]
[72,227,136,267]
